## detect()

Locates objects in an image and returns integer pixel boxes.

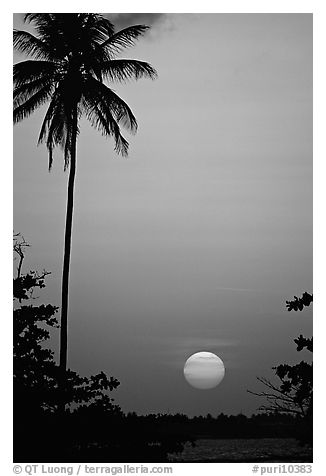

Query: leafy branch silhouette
[248,292,312,444]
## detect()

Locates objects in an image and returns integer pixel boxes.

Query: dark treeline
[14,409,309,463]
[126,411,306,440]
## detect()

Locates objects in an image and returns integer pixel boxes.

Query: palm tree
[13,13,157,408]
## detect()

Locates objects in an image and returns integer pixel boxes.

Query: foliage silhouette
[13,235,122,461]
[13,13,157,407]
[286,292,313,312]
[248,293,312,445]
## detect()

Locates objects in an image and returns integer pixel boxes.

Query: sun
[183,351,225,390]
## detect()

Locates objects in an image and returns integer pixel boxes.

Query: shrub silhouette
[13,235,121,461]
[249,293,312,446]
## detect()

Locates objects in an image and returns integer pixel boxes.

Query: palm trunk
[59,106,78,411]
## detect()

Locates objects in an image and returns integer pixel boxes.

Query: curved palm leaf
[101,25,150,57]
[14,61,58,109]
[78,13,115,43]
[14,83,54,124]
[102,59,157,82]
[24,13,54,26]
[37,91,60,170]
[82,94,129,156]
[38,84,78,170]
[13,30,54,60]
[13,60,58,86]
[81,78,140,156]
[82,77,138,133]
[14,76,55,110]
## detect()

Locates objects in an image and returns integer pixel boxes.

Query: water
[169,438,312,462]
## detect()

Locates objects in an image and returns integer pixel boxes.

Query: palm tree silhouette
[13,13,157,409]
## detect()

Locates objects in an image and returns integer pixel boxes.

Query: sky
[13,13,312,416]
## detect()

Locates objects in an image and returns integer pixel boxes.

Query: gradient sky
[13,13,312,416]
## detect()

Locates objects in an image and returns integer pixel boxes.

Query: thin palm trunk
[14,13,157,414]
[59,105,78,410]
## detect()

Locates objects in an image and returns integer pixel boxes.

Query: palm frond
[14,84,54,124]
[38,86,76,170]
[14,60,58,88]
[89,14,115,37]
[13,30,53,60]
[23,14,75,59]
[14,62,58,109]
[102,59,157,83]
[83,78,138,134]
[38,96,58,170]
[24,13,54,25]
[14,76,55,109]
[23,13,61,43]
[48,107,72,169]
[81,82,134,156]
[84,98,129,156]
[101,25,149,57]
[80,14,115,44]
